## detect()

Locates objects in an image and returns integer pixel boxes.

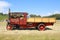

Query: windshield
[10,13,24,18]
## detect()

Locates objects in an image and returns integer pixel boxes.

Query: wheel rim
[6,25,12,30]
[39,25,45,31]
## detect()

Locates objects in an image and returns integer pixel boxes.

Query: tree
[30,14,41,17]
[43,13,60,20]
[0,13,3,15]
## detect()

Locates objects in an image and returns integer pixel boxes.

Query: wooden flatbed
[27,17,56,23]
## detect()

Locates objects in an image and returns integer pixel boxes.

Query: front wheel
[6,24,13,30]
[38,24,45,31]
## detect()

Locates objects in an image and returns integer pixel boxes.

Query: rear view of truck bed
[27,17,56,23]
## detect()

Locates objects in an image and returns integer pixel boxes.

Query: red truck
[6,10,56,31]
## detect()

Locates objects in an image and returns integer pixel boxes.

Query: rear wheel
[38,24,45,31]
[6,24,13,30]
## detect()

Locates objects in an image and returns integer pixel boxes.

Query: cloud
[40,12,52,17]
[0,1,10,8]
[0,1,11,13]
[53,11,60,14]
[41,11,60,16]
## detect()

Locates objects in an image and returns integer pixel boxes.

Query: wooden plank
[35,18,42,22]
[49,18,56,22]
[27,17,56,23]
[42,18,49,22]
[27,18,35,22]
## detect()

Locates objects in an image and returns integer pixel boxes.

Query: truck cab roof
[9,12,28,15]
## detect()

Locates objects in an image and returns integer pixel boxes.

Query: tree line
[0,13,60,21]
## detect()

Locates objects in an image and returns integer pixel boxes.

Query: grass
[0,14,8,21]
[0,20,60,40]
[0,22,7,26]
[0,33,60,40]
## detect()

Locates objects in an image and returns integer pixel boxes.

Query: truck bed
[27,17,56,23]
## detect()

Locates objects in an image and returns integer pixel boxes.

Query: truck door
[19,13,27,25]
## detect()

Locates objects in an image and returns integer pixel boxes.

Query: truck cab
[6,12,28,30]
[9,12,28,25]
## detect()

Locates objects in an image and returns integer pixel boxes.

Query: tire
[38,24,45,31]
[6,24,13,30]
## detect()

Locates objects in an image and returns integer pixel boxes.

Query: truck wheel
[6,24,13,30]
[38,24,45,31]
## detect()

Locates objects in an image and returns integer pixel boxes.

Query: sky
[0,0,60,16]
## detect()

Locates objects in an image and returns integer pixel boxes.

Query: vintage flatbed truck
[6,11,56,31]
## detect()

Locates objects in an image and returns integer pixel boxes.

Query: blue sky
[0,0,60,16]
